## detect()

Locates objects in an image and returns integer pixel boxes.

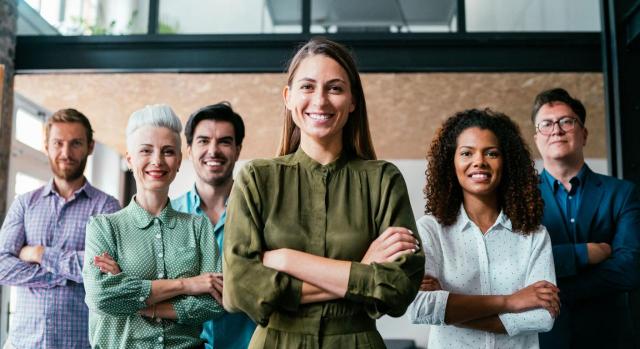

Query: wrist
[502,295,512,312]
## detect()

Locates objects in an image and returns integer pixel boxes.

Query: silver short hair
[126,104,182,151]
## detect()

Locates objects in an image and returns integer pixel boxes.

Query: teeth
[205,161,222,166]
[471,173,489,179]
[307,113,331,120]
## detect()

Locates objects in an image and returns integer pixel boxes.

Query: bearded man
[0,108,120,349]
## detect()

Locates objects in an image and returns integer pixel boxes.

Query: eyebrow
[296,77,347,84]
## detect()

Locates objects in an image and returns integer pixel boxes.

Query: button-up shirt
[83,197,224,349]
[410,207,556,349]
[0,179,120,349]
[172,186,256,349]
[542,166,588,267]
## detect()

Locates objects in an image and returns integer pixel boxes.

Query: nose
[150,150,163,166]
[550,121,566,136]
[472,153,487,168]
[207,141,219,156]
[311,89,328,107]
[60,142,72,158]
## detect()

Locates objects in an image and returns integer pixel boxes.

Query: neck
[300,136,342,165]
[462,193,500,234]
[543,155,585,188]
[53,176,86,200]
[135,188,169,216]
[195,177,232,223]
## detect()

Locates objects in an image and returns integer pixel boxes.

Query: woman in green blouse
[223,38,425,348]
[83,104,224,348]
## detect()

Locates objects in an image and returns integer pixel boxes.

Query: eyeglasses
[536,117,582,135]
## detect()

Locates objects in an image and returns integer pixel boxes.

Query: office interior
[1,0,639,348]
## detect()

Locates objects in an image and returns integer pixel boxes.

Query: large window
[18,0,601,36]
[465,0,600,32]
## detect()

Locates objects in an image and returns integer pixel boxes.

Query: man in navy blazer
[533,88,640,348]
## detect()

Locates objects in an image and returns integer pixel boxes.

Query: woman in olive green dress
[223,38,425,348]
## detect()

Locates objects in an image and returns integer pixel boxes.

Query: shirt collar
[126,195,178,229]
[42,177,94,199]
[543,164,588,194]
[292,147,350,173]
[454,205,513,233]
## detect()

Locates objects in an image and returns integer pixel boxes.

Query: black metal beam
[15,33,601,73]
[457,0,466,33]
[147,0,159,34]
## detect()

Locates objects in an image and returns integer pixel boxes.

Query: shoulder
[14,185,48,208]
[347,158,400,174]
[593,172,636,192]
[416,214,443,239]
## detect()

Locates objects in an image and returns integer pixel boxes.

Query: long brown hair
[277,37,376,160]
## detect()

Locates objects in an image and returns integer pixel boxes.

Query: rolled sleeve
[574,243,589,268]
[410,290,450,325]
[499,308,554,336]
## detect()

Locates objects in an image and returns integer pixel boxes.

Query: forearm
[300,282,340,304]
[456,315,507,333]
[141,302,177,320]
[274,249,350,297]
[0,252,65,288]
[40,248,84,283]
[444,293,508,325]
[146,279,187,305]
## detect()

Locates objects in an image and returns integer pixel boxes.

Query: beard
[50,156,88,181]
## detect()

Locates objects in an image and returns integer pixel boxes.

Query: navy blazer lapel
[540,172,571,243]
[575,167,604,242]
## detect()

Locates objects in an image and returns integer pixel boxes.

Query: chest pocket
[166,246,200,278]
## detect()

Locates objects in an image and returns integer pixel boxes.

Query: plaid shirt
[0,179,120,349]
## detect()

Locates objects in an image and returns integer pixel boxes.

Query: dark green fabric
[223,148,425,349]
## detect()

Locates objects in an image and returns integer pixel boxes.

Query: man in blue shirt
[533,88,640,348]
[172,102,255,349]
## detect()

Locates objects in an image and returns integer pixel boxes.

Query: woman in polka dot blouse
[83,104,224,348]
[410,109,559,349]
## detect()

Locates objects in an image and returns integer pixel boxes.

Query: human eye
[300,83,314,91]
[559,118,576,127]
[197,138,209,145]
[538,120,553,129]
[486,149,501,158]
[163,148,176,156]
[139,147,151,154]
[328,84,344,93]
[459,150,472,157]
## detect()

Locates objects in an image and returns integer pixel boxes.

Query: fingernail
[415,244,420,250]
[412,248,417,253]
[408,230,414,235]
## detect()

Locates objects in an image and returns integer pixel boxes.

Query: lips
[145,170,167,179]
[305,112,334,121]
[202,158,226,169]
[468,171,491,182]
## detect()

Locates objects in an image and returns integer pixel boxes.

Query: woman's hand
[505,280,560,317]
[183,273,224,304]
[361,227,419,265]
[420,276,443,291]
[94,252,121,275]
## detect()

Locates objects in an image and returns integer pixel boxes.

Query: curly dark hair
[424,108,544,234]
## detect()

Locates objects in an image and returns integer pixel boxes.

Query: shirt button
[158,336,163,342]
[158,253,163,258]
[158,273,164,278]
[139,296,145,302]
[570,218,575,223]
[568,196,572,200]
[155,234,161,239]
[156,317,162,323]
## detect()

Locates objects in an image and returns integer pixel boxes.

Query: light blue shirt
[172,186,256,349]
[410,207,556,349]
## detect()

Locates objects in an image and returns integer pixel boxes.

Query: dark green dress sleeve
[223,163,302,326]
[344,163,425,318]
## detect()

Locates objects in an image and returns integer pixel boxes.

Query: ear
[582,127,588,146]
[186,144,192,159]
[236,144,243,158]
[87,141,95,156]
[283,85,292,110]
[125,151,133,170]
[349,97,356,113]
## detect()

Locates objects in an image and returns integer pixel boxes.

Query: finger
[382,231,417,248]
[386,247,416,262]
[210,290,223,304]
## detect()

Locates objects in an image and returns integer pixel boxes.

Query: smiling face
[533,101,587,163]
[454,127,503,201]
[188,119,241,187]
[45,122,94,182]
[126,126,182,194]
[283,54,355,147]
